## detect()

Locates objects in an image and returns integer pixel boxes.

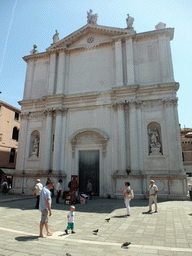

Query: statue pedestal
[150,147,161,155]
[30,152,38,158]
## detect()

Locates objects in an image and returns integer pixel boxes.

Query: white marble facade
[14,13,187,199]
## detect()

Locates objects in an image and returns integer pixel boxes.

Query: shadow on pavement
[15,235,39,242]
[112,215,127,218]
[0,196,178,214]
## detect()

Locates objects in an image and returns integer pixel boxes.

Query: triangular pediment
[46,24,135,51]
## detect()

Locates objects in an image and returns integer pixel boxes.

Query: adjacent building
[13,11,187,198]
[0,100,20,187]
[180,128,192,175]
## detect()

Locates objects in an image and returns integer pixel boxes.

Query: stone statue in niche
[30,136,39,157]
[53,30,59,44]
[148,128,161,155]
[126,14,134,28]
[87,9,98,24]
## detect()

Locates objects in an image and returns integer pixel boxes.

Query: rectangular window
[14,112,19,121]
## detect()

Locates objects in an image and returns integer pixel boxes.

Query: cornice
[46,24,135,51]
[23,52,49,63]
[134,28,174,41]
[18,82,179,111]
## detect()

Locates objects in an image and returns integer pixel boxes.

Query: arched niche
[147,122,163,155]
[29,130,40,158]
[69,128,109,158]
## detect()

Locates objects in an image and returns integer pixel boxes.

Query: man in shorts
[39,179,54,238]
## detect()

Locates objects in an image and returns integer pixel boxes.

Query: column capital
[44,108,54,117]
[112,101,125,111]
[129,100,142,108]
[162,97,178,106]
[54,107,68,116]
[20,112,29,120]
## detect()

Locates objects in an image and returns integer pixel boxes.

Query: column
[60,110,67,172]
[52,108,63,173]
[129,101,139,171]
[43,110,53,171]
[23,60,34,100]
[56,51,66,94]
[126,38,135,85]
[16,113,29,171]
[158,36,174,83]
[115,40,123,87]
[47,53,57,95]
[117,103,126,171]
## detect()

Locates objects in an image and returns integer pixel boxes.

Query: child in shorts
[65,205,75,234]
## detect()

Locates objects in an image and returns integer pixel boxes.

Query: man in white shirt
[147,180,158,213]
[32,179,43,209]
[56,179,62,203]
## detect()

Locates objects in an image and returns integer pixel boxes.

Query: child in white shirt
[65,205,75,234]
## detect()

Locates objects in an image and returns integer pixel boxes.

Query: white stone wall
[67,46,115,94]
[16,25,187,198]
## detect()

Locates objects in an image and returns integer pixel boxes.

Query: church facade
[14,11,187,198]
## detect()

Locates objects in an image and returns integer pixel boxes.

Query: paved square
[0,195,192,255]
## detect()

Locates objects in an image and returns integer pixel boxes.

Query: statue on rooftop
[87,9,98,24]
[30,44,39,55]
[126,14,134,29]
[53,30,59,44]
[155,22,166,30]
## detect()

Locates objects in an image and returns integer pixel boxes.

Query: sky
[0,0,192,128]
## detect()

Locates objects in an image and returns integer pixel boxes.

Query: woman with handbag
[121,182,131,216]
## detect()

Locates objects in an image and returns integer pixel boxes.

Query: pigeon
[93,229,99,233]
[66,253,71,256]
[105,218,110,222]
[121,242,131,248]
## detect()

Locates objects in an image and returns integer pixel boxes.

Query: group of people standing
[121,180,158,216]
[33,178,63,209]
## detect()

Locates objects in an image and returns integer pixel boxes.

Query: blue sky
[0,0,191,128]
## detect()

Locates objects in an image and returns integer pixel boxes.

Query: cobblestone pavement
[0,194,192,255]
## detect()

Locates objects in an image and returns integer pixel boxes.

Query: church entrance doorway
[79,150,100,196]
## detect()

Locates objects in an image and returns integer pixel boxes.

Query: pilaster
[16,113,29,171]
[129,101,139,172]
[60,109,68,173]
[23,60,34,100]
[126,38,135,85]
[163,98,183,171]
[115,40,123,87]
[47,53,57,95]
[158,35,174,83]
[43,109,53,171]
[56,51,66,94]
[53,107,66,173]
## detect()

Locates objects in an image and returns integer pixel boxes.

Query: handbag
[126,189,134,199]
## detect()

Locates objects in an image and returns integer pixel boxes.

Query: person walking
[56,179,62,203]
[39,179,54,238]
[32,179,43,209]
[121,182,131,216]
[147,180,158,213]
